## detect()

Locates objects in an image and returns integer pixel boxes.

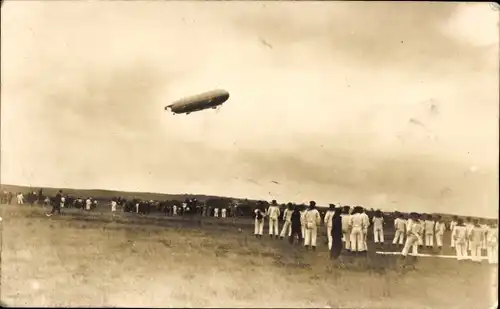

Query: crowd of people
[252,200,498,264]
[2,188,497,264]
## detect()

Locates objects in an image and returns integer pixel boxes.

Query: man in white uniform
[214,207,219,218]
[361,207,370,252]
[111,200,117,213]
[267,200,281,239]
[323,204,336,250]
[86,198,92,211]
[341,206,352,252]
[406,214,420,255]
[17,193,24,205]
[254,206,266,238]
[280,204,294,239]
[304,201,321,251]
[424,214,435,248]
[468,219,485,262]
[221,208,227,218]
[449,216,458,248]
[486,222,498,264]
[480,221,489,251]
[372,209,385,246]
[452,219,469,261]
[300,206,307,243]
[434,215,446,250]
[349,207,366,254]
[465,217,474,253]
[402,213,423,258]
[418,216,425,248]
[392,213,406,247]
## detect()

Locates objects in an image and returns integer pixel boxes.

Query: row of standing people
[253,201,498,263]
[394,212,498,263]
[253,201,372,253]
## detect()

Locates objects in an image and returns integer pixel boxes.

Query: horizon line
[1,182,497,219]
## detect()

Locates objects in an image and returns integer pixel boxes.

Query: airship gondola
[165,89,230,115]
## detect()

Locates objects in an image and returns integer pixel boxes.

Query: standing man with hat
[341,206,352,252]
[452,218,469,261]
[254,202,266,238]
[486,221,498,264]
[330,205,344,260]
[289,205,303,245]
[402,212,423,258]
[267,200,281,239]
[279,203,294,239]
[304,201,321,251]
[300,205,308,244]
[324,204,336,250]
[46,190,63,217]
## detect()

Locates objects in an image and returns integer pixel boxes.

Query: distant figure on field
[111,200,117,213]
[267,200,281,239]
[38,188,43,205]
[46,190,63,217]
[214,207,219,218]
[85,198,92,211]
[221,208,227,218]
[16,192,24,205]
[330,206,343,260]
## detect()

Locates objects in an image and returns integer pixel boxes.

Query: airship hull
[165,89,230,114]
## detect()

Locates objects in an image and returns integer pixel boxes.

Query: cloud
[1,1,498,217]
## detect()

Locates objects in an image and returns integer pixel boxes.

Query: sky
[1,1,499,217]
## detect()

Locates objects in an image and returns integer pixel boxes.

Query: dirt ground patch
[0,205,497,308]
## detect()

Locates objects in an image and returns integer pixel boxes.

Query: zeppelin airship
[165,89,230,115]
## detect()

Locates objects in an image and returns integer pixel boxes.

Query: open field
[1,204,497,308]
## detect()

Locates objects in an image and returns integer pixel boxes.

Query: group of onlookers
[252,200,498,264]
[3,189,498,264]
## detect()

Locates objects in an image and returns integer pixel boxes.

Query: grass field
[0,204,497,308]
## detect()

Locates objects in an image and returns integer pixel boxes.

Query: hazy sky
[1,1,499,216]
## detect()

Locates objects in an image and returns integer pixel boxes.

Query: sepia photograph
[1,1,498,308]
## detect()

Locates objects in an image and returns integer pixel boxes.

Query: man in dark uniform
[37,188,43,205]
[330,206,343,260]
[46,190,62,216]
[289,205,303,245]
